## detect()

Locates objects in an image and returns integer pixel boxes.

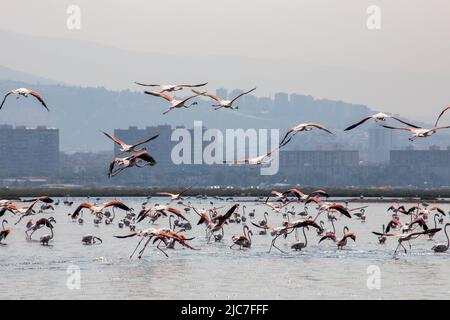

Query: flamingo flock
[1,191,450,260]
[0,80,449,261]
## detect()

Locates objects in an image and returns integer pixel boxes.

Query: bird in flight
[223,138,291,165]
[382,125,450,141]
[280,123,333,146]
[344,112,419,131]
[434,106,450,127]
[144,91,202,114]
[108,151,157,177]
[102,131,159,155]
[193,87,256,110]
[1,88,49,111]
[156,186,193,201]
[135,82,208,93]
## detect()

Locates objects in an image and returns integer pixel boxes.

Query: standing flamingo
[230,225,252,249]
[0,220,11,244]
[432,223,450,253]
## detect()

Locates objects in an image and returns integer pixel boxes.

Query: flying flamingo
[135,82,208,93]
[115,227,195,259]
[265,190,288,203]
[223,138,290,166]
[26,217,56,240]
[251,220,297,253]
[373,228,441,256]
[115,227,172,258]
[434,106,450,126]
[137,205,187,223]
[305,197,352,219]
[382,125,450,141]
[194,204,239,242]
[282,188,329,202]
[7,200,41,225]
[144,91,202,114]
[102,131,159,155]
[108,150,157,177]
[280,123,334,146]
[0,88,49,111]
[156,186,193,201]
[344,112,419,131]
[192,87,256,110]
[71,200,132,221]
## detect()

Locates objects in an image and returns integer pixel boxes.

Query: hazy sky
[0,0,449,121]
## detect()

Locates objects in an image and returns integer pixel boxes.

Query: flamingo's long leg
[130,237,145,259]
[137,237,153,259]
[156,241,169,258]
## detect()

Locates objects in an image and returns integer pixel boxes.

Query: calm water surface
[1,197,450,299]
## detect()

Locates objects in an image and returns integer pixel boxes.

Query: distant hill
[1,29,449,123]
[0,65,63,85]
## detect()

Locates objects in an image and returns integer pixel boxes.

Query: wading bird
[0,220,11,244]
[144,91,202,114]
[280,123,334,146]
[344,113,419,131]
[230,225,252,249]
[291,226,309,251]
[82,234,103,245]
[108,151,156,177]
[382,125,450,141]
[40,227,54,246]
[336,227,356,249]
[319,225,356,249]
[375,225,387,244]
[195,204,239,242]
[193,87,256,110]
[135,82,208,93]
[102,131,159,155]
[0,88,49,111]
[432,223,450,253]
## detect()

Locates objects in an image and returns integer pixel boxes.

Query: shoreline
[2,187,450,203]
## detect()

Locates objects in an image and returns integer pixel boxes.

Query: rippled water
[1,197,450,300]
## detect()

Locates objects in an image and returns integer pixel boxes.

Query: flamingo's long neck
[303,227,308,247]
[445,224,450,247]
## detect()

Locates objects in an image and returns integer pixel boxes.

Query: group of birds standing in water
[1,82,450,258]
[1,190,450,259]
